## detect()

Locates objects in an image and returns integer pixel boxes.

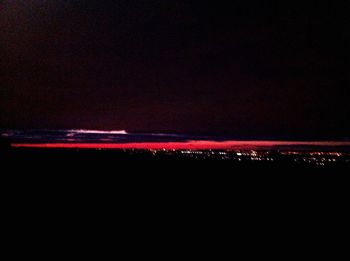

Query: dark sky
[1,1,349,138]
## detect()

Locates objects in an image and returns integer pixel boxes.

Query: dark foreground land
[3,147,350,173]
[1,147,349,219]
[2,146,349,238]
[2,147,349,210]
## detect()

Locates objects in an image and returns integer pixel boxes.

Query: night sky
[1,1,349,138]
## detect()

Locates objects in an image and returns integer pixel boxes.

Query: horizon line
[11,140,350,150]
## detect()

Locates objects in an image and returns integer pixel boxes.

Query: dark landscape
[2,2,350,245]
[1,2,349,178]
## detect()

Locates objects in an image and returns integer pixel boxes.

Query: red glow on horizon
[11,140,350,150]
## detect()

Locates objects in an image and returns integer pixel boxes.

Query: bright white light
[69,129,128,134]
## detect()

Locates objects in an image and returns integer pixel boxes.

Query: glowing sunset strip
[11,140,350,150]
